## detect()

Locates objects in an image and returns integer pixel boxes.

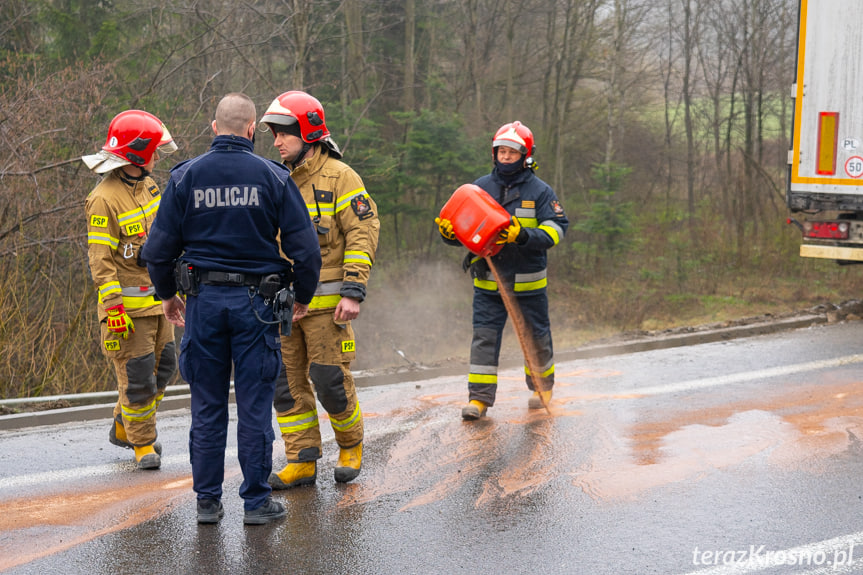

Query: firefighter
[435,121,569,419]
[82,110,179,469]
[142,93,321,525]
[260,90,380,488]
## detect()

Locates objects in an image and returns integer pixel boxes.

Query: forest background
[2,0,859,399]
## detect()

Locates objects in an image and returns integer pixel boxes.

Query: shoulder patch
[351,196,374,220]
[148,184,159,196]
[550,200,564,216]
[90,214,109,228]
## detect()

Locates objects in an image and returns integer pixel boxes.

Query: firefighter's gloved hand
[105,304,135,339]
[496,216,526,244]
[435,217,456,241]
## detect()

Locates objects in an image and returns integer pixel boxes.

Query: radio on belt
[439,184,511,258]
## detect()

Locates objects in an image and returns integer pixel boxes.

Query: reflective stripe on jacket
[85,171,163,319]
[470,168,569,295]
[288,146,380,309]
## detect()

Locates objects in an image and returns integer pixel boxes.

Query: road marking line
[0,451,201,491]
[633,354,863,397]
[0,417,422,493]
[681,531,863,574]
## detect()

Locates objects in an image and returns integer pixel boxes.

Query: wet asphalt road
[3,321,863,574]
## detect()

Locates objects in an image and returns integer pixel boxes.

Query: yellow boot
[528,390,553,410]
[461,399,488,420]
[334,443,362,483]
[134,445,161,470]
[109,416,162,454]
[268,462,317,489]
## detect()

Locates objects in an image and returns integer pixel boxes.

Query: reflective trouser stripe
[330,402,361,432]
[525,363,555,378]
[468,373,498,385]
[277,409,320,434]
[121,392,163,422]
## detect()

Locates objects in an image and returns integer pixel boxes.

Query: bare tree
[600,0,653,171]
[539,0,601,195]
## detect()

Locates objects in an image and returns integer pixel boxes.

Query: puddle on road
[574,379,863,501]
[575,410,789,500]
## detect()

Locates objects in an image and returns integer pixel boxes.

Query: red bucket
[439,184,511,257]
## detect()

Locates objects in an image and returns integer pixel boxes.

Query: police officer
[435,121,569,420]
[83,110,178,470]
[141,93,321,525]
[259,91,380,488]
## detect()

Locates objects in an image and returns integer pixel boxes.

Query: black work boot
[197,499,224,524]
[243,498,286,525]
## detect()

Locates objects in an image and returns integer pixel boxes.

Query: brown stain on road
[574,379,863,500]
[335,367,617,511]
[475,416,555,506]
[0,366,611,569]
[8,366,856,567]
[0,474,195,572]
[629,379,863,465]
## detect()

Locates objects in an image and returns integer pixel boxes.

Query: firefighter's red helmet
[260,91,331,143]
[102,110,167,167]
[492,121,536,160]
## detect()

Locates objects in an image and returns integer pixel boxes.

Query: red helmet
[102,110,169,167]
[492,121,535,161]
[260,91,331,143]
[260,91,342,158]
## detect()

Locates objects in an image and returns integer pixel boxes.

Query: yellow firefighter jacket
[86,171,164,321]
[288,146,380,311]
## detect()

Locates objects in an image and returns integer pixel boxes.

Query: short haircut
[214,93,256,136]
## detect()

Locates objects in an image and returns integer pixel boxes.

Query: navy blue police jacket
[445,166,568,293]
[142,135,321,305]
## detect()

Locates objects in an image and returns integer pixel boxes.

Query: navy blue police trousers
[179,284,282,511]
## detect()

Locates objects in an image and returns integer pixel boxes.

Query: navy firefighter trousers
[468,287,555,407]
[179,284,282,511]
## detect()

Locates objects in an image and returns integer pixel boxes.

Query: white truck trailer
[787,0,863,262]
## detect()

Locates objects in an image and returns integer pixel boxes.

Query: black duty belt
[200,270,262,287]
